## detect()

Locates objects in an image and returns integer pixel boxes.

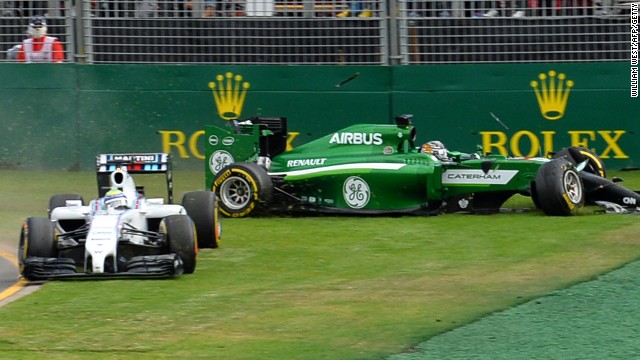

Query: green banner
[0,63,636,171]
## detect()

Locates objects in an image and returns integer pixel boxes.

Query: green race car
[205,115,632,217]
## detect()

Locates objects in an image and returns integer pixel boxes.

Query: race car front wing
[22,254,185,280]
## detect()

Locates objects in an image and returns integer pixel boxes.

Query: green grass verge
[0,170,640,359]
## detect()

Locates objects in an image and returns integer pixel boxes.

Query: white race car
[19,153,220,280]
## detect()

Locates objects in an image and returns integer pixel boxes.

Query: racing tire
[18,217,56,275]
[535,158,584,216]
[213,162,273,218]
[553,147,606,178]
[182,191,220,249]
[48,194,84,218]
[160,215,197,274]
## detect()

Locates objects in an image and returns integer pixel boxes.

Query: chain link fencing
[0,0,633,64]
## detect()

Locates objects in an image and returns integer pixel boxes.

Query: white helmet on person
[104,189,129,209]
[28,16,47,39]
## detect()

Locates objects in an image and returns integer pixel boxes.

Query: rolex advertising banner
[0,63,636,170]
[392,62,636,170]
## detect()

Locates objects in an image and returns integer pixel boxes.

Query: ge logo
[343,176,370,209]
[209,151,234,174]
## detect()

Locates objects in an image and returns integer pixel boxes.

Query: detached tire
[161,215,197,274]
[182,191,220,249]
[18,217,56,274]
[553,147,606,178]
[48,194,84,218]
[213,162,273,218]
[535,159,584,216]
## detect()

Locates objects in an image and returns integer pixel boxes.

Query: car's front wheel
[19,217,56,276]
[553,146,606,178]
[160,215,197,274]
[535,158,584,216]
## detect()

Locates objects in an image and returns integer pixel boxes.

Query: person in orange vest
[17,16,65,63]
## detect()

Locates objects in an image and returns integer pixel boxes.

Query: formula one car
[204,115,640,217]
[19,153,221,280]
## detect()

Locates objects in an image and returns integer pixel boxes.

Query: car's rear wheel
[535,158,584,216]
[213,162,273,217]
[19,217,56,275]
[182,191,220,249]
[160,215,197,274]
[48,194,84,218]
[553,147,606,178]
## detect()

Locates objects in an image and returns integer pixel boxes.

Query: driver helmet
[421,140,449,161]
[104,189,128,209]
[28,16,47,39]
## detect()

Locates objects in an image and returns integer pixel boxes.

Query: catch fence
[0,0,633,64]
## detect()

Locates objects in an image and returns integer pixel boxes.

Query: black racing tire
[530,181,541,209]
[553,147,606,178]
[18,217,56,275]
[182,191,220,249]
[48,194,84,218]
[160,215,197,274]
[535,159,584,216]
[212,162,273,218]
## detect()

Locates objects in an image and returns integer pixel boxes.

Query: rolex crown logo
[209,72,250,121]
[530,71,573,121]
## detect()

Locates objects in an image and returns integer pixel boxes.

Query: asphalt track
[0,244,30,306]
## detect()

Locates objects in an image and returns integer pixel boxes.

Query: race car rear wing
[95,153,174,203]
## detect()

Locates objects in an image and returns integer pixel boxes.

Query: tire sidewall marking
[578,150,605,177]
[216,167,260,217]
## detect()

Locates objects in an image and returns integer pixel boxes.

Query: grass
[0,170,640,359]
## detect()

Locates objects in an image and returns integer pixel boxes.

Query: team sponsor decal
[286,158,327,167]
[110,154,157,162]
[209,150,234,175]
[222,136,235,146]
[383,146,394,155]
[458,198,470,209]
[208,135,219,146]
[343,176,370,209]
[329,132,383,145]
[443,169,518,185]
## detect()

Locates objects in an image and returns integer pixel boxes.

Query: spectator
[337,1,373,17]
[406,1,452,17]
[184,0,217,17]
[17,16,65,63]
[484,0,526,17]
